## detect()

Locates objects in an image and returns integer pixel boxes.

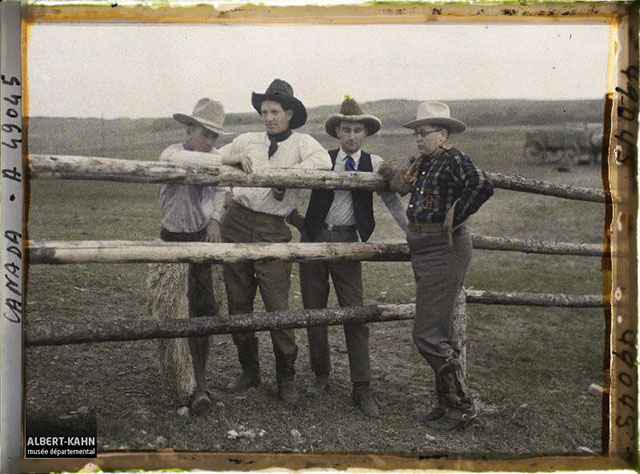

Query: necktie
[345,155,356,171]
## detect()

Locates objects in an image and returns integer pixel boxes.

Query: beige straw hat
[173,98,231,135]
[402,101,466,134]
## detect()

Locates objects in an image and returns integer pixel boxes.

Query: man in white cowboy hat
[286,95,407,417]
[385,101,494,431]
[219,79,331,405]
[158,97,251,416]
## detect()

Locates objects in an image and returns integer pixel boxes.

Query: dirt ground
[25,121,606,463]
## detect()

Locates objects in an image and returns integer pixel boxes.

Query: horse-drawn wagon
[523,124,603,168]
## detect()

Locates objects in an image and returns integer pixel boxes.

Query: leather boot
[424,358,476,431]
[226,338,260,393]
[307,373,329,396]
[277,378,300,406]
[226,369,261,393]
[413,372,445,423]
[274,342,298,405]
[351,382,379,418]
[190,390,212,416]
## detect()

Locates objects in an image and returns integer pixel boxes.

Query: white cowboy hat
[324,95,382,138]
[402,101,466,134]
[173,98,231,135]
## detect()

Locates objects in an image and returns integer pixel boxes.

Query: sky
[27,22,610,118]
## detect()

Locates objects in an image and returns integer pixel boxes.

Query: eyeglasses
[413,129,442,138]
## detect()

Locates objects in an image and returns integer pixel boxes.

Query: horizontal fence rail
[28,236,607,265]
[25,292,605,347]
[29,154,607,203]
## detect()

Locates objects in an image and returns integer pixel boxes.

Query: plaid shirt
[406,147,494,226]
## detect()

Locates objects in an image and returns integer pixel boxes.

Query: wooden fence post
[147,263,193,406]
[146,263,227,407]
[452,289,467,375]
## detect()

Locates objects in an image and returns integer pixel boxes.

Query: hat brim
[251,92,307,129]
[401,117,466,134]
[325,114,382,139]
[173,113,232,135]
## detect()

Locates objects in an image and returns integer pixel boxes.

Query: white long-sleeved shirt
[222,132,332,216]
[325,148,408,232]
[157,142,229,233]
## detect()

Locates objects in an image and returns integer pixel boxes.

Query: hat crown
[402,101,465,133]
[263,79,295,100]
[338,98,364,117]
[415,101,452,122]
[192,98,226,128]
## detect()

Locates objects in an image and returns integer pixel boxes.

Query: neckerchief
[267,129,292,158]
[404,140,454,185]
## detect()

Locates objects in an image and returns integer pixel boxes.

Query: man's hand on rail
[222,153,253,173]
[379,156,413,195]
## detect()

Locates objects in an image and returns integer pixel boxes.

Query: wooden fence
[25,154,607,347]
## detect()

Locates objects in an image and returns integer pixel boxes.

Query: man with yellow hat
[289,96,407,417]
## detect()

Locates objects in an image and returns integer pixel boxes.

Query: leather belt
[408,222,446,233]
[323,223,357,233]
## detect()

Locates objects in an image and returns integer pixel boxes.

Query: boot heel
[459,413,476,430]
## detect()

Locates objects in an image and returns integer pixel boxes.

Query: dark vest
[304,149,375,242]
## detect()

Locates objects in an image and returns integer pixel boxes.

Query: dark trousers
[407,226,471,372]
[221,201,297,381]
[299,228,371,383]
[160,227,217,391]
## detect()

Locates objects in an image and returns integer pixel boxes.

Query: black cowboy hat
[251,79,308,129]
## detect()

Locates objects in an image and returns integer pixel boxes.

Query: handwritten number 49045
[1,75,22,150]
[1,74,21,149]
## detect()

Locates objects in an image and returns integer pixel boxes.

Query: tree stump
[452,289,467,375]
[146,263,227,406]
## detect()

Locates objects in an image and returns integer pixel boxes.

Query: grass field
[25,102,606,457]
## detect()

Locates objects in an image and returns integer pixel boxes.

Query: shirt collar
[338,148,361,163]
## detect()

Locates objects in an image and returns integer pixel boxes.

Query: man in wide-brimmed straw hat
[158,98,252,416]
[286,95,407,417]
[383,101,494,431]
[219,79,331,405]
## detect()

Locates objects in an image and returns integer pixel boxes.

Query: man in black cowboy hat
[287,95,407,417]
[383,101,494,431]
[158,98,251,416]
[219,79,331,405]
